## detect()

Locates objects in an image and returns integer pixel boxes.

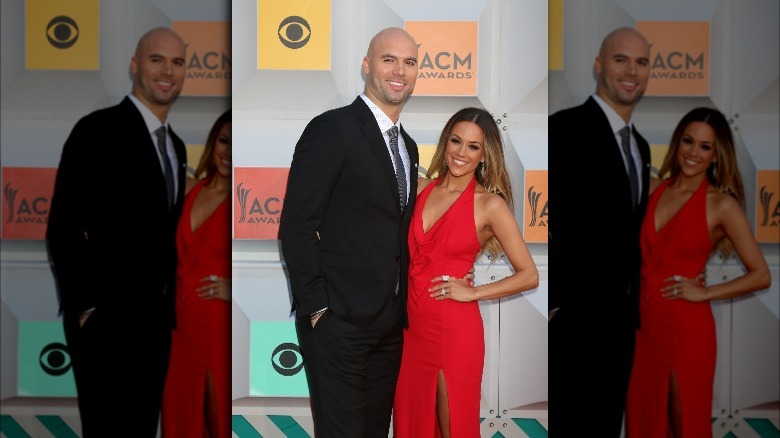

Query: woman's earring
[479,161,485,179]
[709,160,718,179]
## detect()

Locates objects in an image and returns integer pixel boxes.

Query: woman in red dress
[393,107,539,437]
[626,107,770,437]
[162,110,232,437]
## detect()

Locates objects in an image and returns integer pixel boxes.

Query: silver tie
[387,126,407,214]
[154,126,175,209]
[619,125,639,208]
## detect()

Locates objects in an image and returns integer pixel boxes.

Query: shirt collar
[592,93,633,135]
[127,94,168,134]
[359,93,402,135]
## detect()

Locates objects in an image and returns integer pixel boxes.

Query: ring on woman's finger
[442,275,450,282]
[440,289,447,297]
[210,275,217,283]
[674,275,681,283]
[209,288,214,296]
[673,287,678,296]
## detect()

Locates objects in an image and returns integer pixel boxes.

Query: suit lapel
[585,97,641,212]
[352,98,406,213]
[119,97,175,212]
[401,127,418,216]
[168,126,188,207]
[634,128,652,209]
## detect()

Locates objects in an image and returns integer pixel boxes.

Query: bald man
[47,27,188,436]
[548,27,652,436]
[280,27,420,437]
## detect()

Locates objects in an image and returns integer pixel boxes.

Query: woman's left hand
[198,275,232,301]
[429,274,477,302]
[661,274,708,302]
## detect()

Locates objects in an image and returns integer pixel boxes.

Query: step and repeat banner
[0,0,231,424]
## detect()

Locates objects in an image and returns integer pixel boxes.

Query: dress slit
[394,175,483,438]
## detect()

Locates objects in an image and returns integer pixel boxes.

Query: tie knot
[388,126,399,140]
[619,125,631,142]
[155,126,167,146]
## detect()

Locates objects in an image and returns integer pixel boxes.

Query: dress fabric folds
[162,178,231,437]
[627,177,715,438]
[394,176,483,438]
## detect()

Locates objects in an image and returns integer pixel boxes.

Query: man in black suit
[46,27,187,437]
[548,27,651,436]
[279,27,419,437]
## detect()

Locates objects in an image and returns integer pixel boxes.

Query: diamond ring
[210,275,218,283]
[442,275,450,282]
[440,289,446,296]
[674,275,681,283]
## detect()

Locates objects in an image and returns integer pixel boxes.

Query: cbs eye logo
[46,16,79,49]
[271,342,304,376]
[39,342,72,376]
[278,16,311,49]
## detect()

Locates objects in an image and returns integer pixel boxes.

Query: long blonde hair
[426,107,513,258]
[195,109,231,179]
[659,107,745,259]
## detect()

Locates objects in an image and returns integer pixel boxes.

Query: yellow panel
[26,0,99,70]
[257,0,331,70]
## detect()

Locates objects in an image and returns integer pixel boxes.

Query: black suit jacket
[280,97,419,328]
[548,96,650,329]
[46,97,187,327]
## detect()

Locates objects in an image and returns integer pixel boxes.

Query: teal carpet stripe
[489,432,506,438]
[232,415,263,438]
[722,432,737,438]
[267,415,310,438]
[513,418,548,438]
[36,415,78,438]
[0,416,31,438]
[744,418,780,437]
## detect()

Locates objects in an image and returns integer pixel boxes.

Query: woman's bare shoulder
[707,186,740,211]
[184,177,199,195]
[648,177,665,195]
[475,184,510,213]
[417,177,435,194]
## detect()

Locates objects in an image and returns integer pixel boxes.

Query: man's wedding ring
[674,275,681,283]
[210,275,218,283]
[442,275,450,282]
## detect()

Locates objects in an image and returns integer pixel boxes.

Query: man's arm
[46,118,100,318]
[279,113,345,318]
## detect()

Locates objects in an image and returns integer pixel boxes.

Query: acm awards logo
[186,44,231,80]
[418,46,473,80]
[278,16,311,49]
[649,43,705,80]
[40,342,72,376]
[527,185,547,228]
[46,16,79,49]
[271,342,304,376]
[236,182,281,224]
[4,182,49,225]
[760,185,780,228]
